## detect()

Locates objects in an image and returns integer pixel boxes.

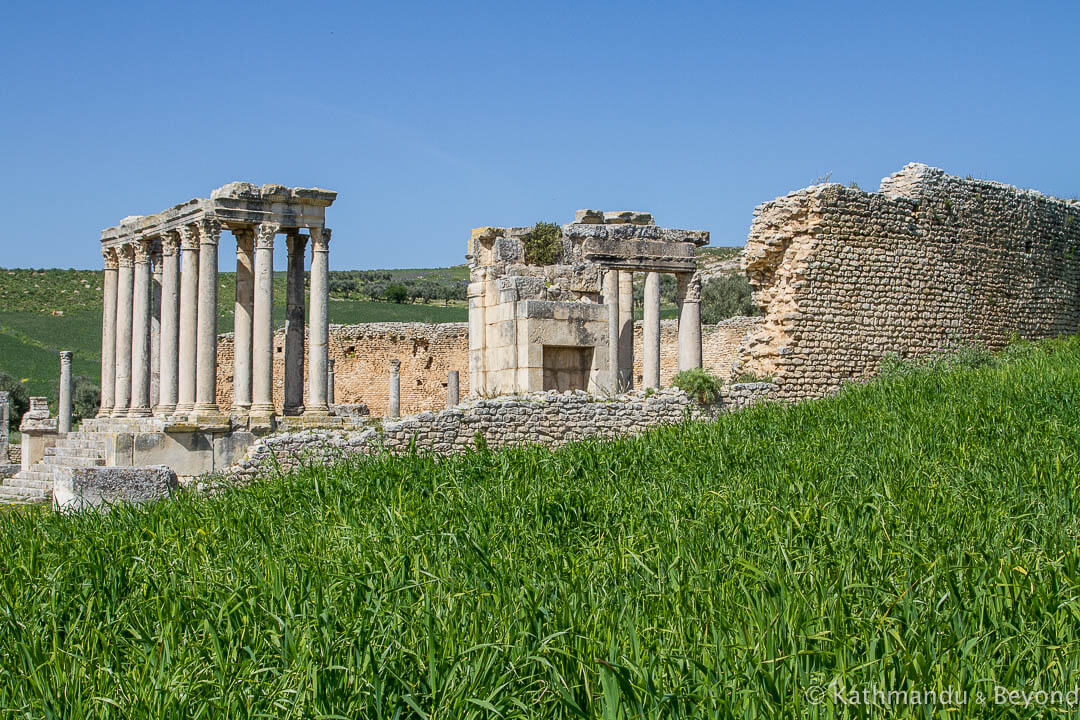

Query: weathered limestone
[643,271,662,388]
[157,232,180,416]
[618,270,634,389]
[284,232,307,416]
[467,211,707,397]
[98,249,118,416]
[250,222,278,429]
[388,359,401,419]
[327,359,336,405]
[175,227,200,418]
[58,351,73,434]
[232,228,255,417]
[128,239,153,417]
[605,269,621,392]
[112,245,135,417]
[447,369,459,408]
[676,272,703,371]
[53,465,178,511]
[191,220,226,427]
[306,227,332,417]
[150,249,162,411]
[0,392,8,450]
[20,398,57,471]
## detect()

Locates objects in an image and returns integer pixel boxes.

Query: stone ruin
[741,163,1080,398]
[467,211,709,395]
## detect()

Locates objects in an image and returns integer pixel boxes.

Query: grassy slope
[1,338,1079,717]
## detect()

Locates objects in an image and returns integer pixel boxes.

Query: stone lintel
[517,300,609,321]
[582,237,699,272]
[565,223,710,246]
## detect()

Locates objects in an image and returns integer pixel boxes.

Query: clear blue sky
[2,0,1077,271]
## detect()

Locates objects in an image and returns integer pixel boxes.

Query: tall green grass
[1,337,1079,717]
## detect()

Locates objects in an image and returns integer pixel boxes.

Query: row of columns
[98,220,333,428]
[604,268,702,393]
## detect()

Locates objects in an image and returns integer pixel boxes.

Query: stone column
[0,392,8,450]
[98,248,118,417]
[643,271,662,389]
[284,232,307,416]
[604,268,620,393]
[618,270,634,390]
[191,219,226,427]
[305,227,331,418]
[58,351,73,434]
[388,358,401,419]
[676,272,703,372]
[175,226,200,418]
[250,222,279,428]
[112,244,135,417]
[157,232,181,416]
[327,359,336,405]
[150,248,162,410]
[232,228,255,418]
[128,239,153,418]
[447,370,459,408]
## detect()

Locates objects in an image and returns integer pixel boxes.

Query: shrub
[71,376,100,422]
[672,367,723,404]
[384,284,409,304]
[700,274,762,322]
[0,371,29,432]
[522,222,563,266]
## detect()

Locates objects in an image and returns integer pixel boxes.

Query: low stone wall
[225,383,776,482]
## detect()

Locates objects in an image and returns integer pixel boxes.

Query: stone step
[0,485,47,503]
[55,438,107,450]
[41,456,104,468]
[45,446,104,459]
[4,476,51,490]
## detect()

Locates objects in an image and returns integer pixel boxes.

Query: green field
[1,337,1078,716]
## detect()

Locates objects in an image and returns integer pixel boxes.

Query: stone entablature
[742,163,1080,399]
[468,211,709,397]
[97,183,337,433]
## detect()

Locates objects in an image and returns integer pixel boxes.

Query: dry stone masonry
[741,163,1080,399]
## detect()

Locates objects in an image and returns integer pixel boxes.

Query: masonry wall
[216,319,756,417]
[225,383,777,482]
[742,163,1080,400]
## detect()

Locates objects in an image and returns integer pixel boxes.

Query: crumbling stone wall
[225,383,777,481]
[216,319,755,417]
[742,163,1080,399]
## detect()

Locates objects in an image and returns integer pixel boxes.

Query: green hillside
[1,337,1078,716]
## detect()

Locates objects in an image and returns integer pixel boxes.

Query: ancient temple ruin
[467,211,709,395]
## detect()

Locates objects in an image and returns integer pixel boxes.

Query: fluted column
[305,227,331,418]
[98,248,118,417]
[175,226,200,419]
[618,270,634,390]
[232,227,255,417]
[643,271,662,389]
[250,222,279,428]
[284,232,307,416]
[58,351,73,434]
[128,238,153,417]
[112,244,135,417]
[676,272,702,371]
[157,232,181,416]
[604,268,621,393]
[191,218,226,427]
[150,248,162,411]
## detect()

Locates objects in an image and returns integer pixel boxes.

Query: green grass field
[1,337,1078,717]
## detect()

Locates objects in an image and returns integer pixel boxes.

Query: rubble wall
[742,163,1080,399]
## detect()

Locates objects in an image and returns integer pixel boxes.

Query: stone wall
[214,319,756,417]
[742,163,1080,400]
[225,383,777,482]
[216,323,471,418]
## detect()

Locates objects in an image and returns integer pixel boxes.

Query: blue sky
[2,0,1077,270]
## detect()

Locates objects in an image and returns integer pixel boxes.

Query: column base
[283,405,305,417]
[302,406,331,419]
[111,407,129,418]
[189,404,230,431]
[96,408,113,418]
[248,404,277,433]
[155,404,177,417]
[127,406,152,418]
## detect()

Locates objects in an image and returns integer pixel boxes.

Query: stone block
[54,465,178,511]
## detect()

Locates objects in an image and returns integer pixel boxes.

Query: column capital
[310,226,331,251]
[160,230,181,256]
[676,271,701,303]
[60,350,73,365]
[180,224,200,251]
[102,247,119,270]
[133,238,153,264]
[286,231,308,255]
[232,226,255,247]
[255,222,279,250]
[117,243,135,267]
[198,217,222,246]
